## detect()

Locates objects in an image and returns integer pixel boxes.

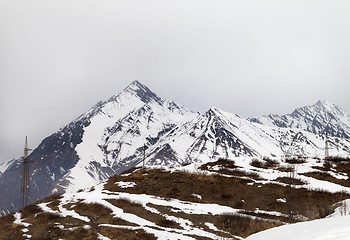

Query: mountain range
[1,80,349,213]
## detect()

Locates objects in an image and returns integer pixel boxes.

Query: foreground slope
[1,163,349,240]
[246,215,350,240]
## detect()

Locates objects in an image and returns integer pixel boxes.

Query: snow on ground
[0,158,16,174]
[36,181,289,240]
[13,212,32,239]
[246,215,350,240]
[329,199,350,217]
[97,233,111,240]
[20,165,350,240]
[70,184,225,239]
[13,212,31,228]
[176,157,350,194]
[192,193,202,199]
[115,181,137,188]
[38,200,90,223]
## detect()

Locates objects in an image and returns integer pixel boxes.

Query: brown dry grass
[200,159,262,179]
[274,177,307,185]
[20,204,42,219]
[302,171,350,187]
[1,158,349,239]
[146,203,234,239]
[98,226,157,240]
[0,214,21,240]
[72,202,135,226]
[237,209,292,223]
[250,158,279,169]
[216,213,281,238]
[201,158,237,169]
[314,157,350,177]
[107,198,181,229]
[105,167,347,221]
[285,157,307,164]
[325,156,350,162]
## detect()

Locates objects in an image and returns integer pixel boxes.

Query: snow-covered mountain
[249,100,350,139]
[144,107,350,166]
[58,81,198,193]
[0,158,16,175]
[0,81,198,212]
[0,81,349,213]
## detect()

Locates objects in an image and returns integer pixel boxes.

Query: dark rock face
[189,109,256,158]
[0,80,193,213]
[0,118,88,213]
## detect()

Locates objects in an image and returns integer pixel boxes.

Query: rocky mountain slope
[0,81,349,213]
[0,81,198,212]
[249,100,350,139]
[144,107,350,165]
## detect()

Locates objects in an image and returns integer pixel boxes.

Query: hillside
[246,215,350,240]
[1,157,349,239]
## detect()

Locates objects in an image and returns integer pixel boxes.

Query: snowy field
[247,215,350,240]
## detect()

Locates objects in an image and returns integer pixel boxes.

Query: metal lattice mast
[325,135,329,159]
[20,136,32,210]
[143,144,146,167]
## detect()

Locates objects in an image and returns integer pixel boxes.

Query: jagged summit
[249,100,350,139]
[104,80,161,107]
[316,99,332,107]
[122,80,161,104]
[292,100,343,116]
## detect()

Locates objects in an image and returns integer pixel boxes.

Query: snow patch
[115,181,137,188]
[246,215,350,240]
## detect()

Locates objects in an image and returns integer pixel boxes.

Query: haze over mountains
[0,81,349,213]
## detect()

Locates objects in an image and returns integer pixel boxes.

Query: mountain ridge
[249,100,350,139]
[0,81,349,213]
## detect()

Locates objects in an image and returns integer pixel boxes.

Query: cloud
[0,0,349,162]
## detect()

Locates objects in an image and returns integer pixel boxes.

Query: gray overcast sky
[1,0,349,162]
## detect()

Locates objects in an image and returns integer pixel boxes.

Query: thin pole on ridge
[143,143,146,167]
[20,136,33,210]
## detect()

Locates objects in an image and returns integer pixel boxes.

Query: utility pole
[143,143,146,167]
[20,136,32,210]
[325,135,329,159]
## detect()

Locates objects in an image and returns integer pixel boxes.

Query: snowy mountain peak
[291,100,350,126]
[313,100,345,113]
[315,99,332,108]
[121,80,161,104]
[205,107,226,117]
[205,108,218,117]
[292,100,344,117]
[250,100,350,139]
